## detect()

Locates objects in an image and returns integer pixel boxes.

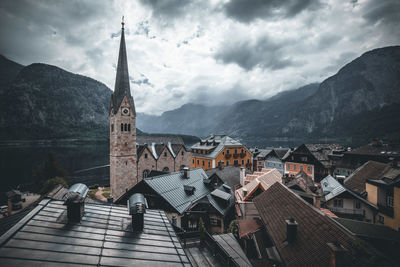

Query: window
[124,124,127,131]
[387,196,394,207]
[378,215,385,224]
[111,124,114,132]
[181,151,184,156]
[121,123,124,131]
[210,218,221,227]
[222,152,225,155]
[128,124,131,131]
[162,167,169,172]
[258,161,262,166]
[247,159,250,163]
[241,149,244,153]
[294,165,297,170]
[202,160,205,166]
[307,166,311,172]
[301,156,308,161]
[197,160,199,165]
[143,169,149,178]
[192,159,195,164]
[355,201,361,209]
[226,161,229,166]
[227,149,230,154]
[208,162,210,167]
[172,216,177,225]
[125,161,127,165]
[235,149,237,154]
[300,165,303,171]
[242,160,244,164]
[234,160,238,166]
[333,199,343,208]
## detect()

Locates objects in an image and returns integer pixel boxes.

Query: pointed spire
[111,16,135,114]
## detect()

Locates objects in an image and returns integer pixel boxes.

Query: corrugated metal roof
[144,168,212,214]
[321,175,347,201]
[0,199,190,266]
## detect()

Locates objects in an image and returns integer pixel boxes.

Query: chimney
[327,242,348,267]
[128,193,148,232]
[242,187,248,197]
[285,218,298,243]
[183,167,189,179]
[240,167,245,186]
[218,161,224,170]
[64,183,88,223]
[313,194,321,209]
[7,200,12,216]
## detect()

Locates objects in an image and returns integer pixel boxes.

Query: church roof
[111,23,135,114]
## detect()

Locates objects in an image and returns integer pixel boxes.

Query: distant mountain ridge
[1,46,399,145]
[137,46,400,144]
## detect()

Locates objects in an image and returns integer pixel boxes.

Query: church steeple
[111,16,135,114]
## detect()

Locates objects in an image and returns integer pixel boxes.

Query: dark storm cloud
[139,0,201,19]
[362,0,400,25]
[189,84,249,106]
[215,36,295,71]
[222,0,321,23]
[317,34,342,50]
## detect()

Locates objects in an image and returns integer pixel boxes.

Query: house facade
[191,135,252,171]
[321,175,377,222]
[283,144,341,182]
[366,176,400,231]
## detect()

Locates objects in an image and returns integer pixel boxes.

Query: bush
[40,176,68,194]
[89,184,99,190]
[228,219,238,237]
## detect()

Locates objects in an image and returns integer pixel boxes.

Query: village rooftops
[254,182,357,267]
[0,198,191,266]
[205,165,251,189]
[344,161,400,195]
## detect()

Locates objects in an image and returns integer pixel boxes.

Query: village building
[115,168,235,233]
[321,175,377,222]
[136,140,191,181]
[250,182,394,266]
[365,174,400,231]
[235,168,282,219]
[250,147,289,173]
[282,143,342,182]
[344,160,400,196]
[331,140,400,178]
[205,165,251,190]
[190,135,252,171]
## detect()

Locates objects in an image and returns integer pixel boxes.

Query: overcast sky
[1,0,399,115]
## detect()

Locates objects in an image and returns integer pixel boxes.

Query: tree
[228,219,238,238]
[32,152,68,193]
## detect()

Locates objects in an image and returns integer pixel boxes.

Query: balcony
[378,204,394,217]
[233,153,239,159]
[240,152,246,158]
[225,153,232,159]
[328,207,364,216]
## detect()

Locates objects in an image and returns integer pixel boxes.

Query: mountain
[282,46,400,139]
[0,62,113,139]
[0,55,24,91]
[138,46,400,144]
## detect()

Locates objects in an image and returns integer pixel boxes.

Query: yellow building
[191,135,252,171]
[366,177,400,231]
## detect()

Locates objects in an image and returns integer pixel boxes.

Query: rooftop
[191,135,245,159]
[344,161,400,195]
[0,199,190,266]
[205,166,251,189]
[253,182,355,267]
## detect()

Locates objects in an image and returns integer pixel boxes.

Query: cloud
[222,0,321,23]
[215,35,295,71]
[139,0,202,20]
[130,73,154,87]
[362,0,400,26]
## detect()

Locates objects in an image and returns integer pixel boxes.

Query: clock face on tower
[122,107,130,116]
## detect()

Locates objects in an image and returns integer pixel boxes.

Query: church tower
[110,18,137,202]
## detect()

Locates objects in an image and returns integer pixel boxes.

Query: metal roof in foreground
[0,199,191,266]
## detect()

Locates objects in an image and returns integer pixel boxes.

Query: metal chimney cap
[128,193,148,215]
[64,183,88,204]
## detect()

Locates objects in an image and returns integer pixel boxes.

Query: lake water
[0,137,365,191]
[0,139,110,190]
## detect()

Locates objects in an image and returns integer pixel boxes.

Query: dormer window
[164,152,167,157]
